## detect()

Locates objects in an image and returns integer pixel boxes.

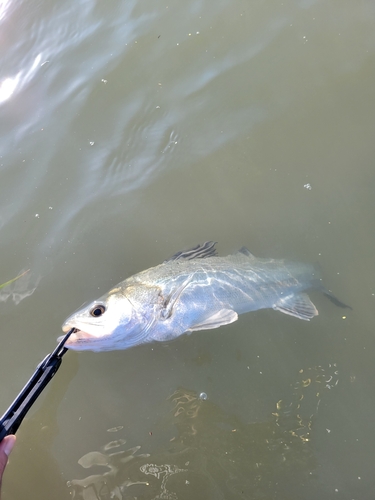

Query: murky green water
[1,0,375,498]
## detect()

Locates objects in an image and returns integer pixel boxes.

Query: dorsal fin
[164,241,218,263]
[236,246,256,258]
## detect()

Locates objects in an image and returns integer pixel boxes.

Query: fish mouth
[57,331,91,342]
[59,326,99,344]
[62,318,109,336]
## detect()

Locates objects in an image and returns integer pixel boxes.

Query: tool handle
[0,328,75,441]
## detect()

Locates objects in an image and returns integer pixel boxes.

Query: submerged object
[61,241,349,352]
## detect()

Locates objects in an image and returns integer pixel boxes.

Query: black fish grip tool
[0,328,75,441]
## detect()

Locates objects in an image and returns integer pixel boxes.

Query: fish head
[60,287,150,351]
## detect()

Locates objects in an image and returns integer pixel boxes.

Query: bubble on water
[304,183,312,190]
[199,392,208,400]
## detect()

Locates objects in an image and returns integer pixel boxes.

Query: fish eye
[90,304,106,317]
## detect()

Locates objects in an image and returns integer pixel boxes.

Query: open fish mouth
[57,329,98,344]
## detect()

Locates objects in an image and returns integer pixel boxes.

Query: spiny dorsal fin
[164,241,218,263]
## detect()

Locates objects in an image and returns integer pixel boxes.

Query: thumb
[0,435,16,477]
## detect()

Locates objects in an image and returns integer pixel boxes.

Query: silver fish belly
[60,241,349,352]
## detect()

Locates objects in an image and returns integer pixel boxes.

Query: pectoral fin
[273,293,318,321]
[187,309,238,332]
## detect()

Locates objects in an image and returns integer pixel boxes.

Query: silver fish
[60,242,349,352]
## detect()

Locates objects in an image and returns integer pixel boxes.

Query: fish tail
[320,286,352,310]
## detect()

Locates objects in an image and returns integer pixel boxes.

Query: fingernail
[3,435,16,456]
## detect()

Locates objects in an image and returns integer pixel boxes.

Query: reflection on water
[68,436,149,500]
[68,363,338,499]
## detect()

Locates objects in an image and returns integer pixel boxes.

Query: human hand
[0,435,16,497]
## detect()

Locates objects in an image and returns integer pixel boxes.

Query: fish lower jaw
[57,330,96,342]
[70,330,96,340]
[60,325,102,344]
[62,322,104,339]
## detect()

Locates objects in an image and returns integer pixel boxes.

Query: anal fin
[273,293,318,321]
[187,309,238,332]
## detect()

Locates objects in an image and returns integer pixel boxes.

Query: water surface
[1,0,375,498]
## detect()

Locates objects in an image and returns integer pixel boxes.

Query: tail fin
[320,287,352,310]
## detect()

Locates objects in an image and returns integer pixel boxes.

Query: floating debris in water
[0,269,30,290]
[199,392,208,400]
[303,183,312,190]
[107,426,123,432]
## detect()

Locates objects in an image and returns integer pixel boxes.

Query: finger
[0,435,16,477]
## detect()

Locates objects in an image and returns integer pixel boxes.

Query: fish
[60,241,350,352]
